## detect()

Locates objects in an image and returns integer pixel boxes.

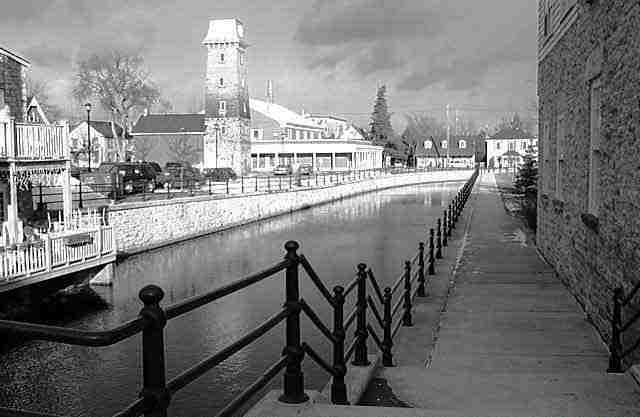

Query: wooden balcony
[0,225,116,292]
[0,120,68,161]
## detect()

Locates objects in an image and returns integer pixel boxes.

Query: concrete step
[381,366,640,416]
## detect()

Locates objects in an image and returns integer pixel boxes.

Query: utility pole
[445,104,450,168]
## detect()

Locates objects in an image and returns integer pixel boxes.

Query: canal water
[0,181,462,416]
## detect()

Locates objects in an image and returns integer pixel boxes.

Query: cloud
[22,43,71,68]
[354,43,404,76]
[295,0,455,46]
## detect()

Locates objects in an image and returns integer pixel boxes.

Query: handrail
[366,269,384,304]
[299,299,335,343]
[299,254,334,305]
[167,308,291,394]
[165,260,290,319]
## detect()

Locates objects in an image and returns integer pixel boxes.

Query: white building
[249,98,383,172]
[486,127,538,170]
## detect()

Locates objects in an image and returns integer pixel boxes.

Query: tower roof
[203,19,246,45]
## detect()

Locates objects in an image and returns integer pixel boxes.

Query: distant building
[69,121,130,167]
[131,114,204,167]
[537,0,640,362]
[0,46,29,122]
[486,127,537,170]
[250,99,382,171]
[415,136,477,169]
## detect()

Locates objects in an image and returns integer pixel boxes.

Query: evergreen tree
[514,145,538,191]
[369,85,395,147]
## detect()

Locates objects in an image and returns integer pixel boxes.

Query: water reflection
[0,182,462,417]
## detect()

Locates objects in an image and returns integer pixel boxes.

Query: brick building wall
[0,54,27,122]
[537,1,640,364]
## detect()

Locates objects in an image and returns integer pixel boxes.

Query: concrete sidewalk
[380,173,640,417]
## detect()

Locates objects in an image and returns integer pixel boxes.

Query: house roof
[27,97,50,124]
[502,150,522,157]
[489,127,533,140]
[416,136,478,158]
[0,46,30,67]
[71,121,126,138]
[132,114,205,134]
[250,99,321,130]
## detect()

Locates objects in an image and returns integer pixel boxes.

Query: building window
[459,140,466,149]
[314,132,319,139]
[252,129,263,140]
[441,140,448,149]
[239,52,245,65]
[219,77,224,87]
[220,53,225,63]
[521,141,527,150]
[424,141,432,149]
[221,126,227,134]
[588,77,602,216]
[243,101,247,114]
[241,78,246,88]
[496,141,501,150]
[218,101,226,116]
[556,114,565,200]
[508,141,515,152]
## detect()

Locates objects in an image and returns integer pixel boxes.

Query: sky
[0,0,538,131]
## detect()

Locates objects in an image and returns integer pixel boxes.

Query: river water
[0,181,461,416]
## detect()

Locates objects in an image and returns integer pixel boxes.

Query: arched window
[441,140,448,149]
[459,140,466,149]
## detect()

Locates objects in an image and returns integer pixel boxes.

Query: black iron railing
[0,168,479,416]
[608,279,640,372]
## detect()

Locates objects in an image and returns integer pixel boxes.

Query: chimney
[266,80,274,104]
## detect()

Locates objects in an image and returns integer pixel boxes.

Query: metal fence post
[255,176,258,192]
[428,228,435,275]
[353,263,370,366]
[382,287,394,367]
[452,198,457,229]
[417,242,426,297]
[208,178,212,195]
[78,180,83,209]
[443,211,448,247]
[226,178,230,194]
[448,204,453,235]
[241,176,244,194]
[331,285,348,405]
[436,219,443,259]
[138,285,170,417]
[402,261,413,326]
[279,241,309,403]
[608,287,624,373]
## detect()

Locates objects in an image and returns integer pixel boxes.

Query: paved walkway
[379,173,640,417]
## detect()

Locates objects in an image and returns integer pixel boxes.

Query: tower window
[220,53,225,63]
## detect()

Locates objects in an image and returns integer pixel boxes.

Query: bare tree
[401,113,447,166]
[72,50,161,161]
[134,136,155,161]
[167,136,199,165]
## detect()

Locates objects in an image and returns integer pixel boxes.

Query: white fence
[0,121,67,160]
[0,225,115,281]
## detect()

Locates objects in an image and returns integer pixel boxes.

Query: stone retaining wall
[109,170,473,256]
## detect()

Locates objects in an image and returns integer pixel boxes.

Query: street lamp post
[85,103,92,172]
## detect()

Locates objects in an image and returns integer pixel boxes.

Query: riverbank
[110,169,473,257]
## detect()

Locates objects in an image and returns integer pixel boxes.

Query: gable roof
[250,99,322,130]
[132,114,205,134]
[0,46,30,67]
[27,97,50,124]
[71,121,126,138]
[489,127,533,140]
[416,135,479,158]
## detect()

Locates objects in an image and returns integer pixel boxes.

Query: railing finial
[139,285,165,307]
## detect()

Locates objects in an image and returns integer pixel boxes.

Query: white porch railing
[0,225,115,281]
[0,120,68,160]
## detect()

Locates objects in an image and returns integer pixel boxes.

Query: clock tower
[203,19,251,174]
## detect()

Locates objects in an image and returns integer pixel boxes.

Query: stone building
[537,0,640,363]
[415,136,477,169]
[203,19,251,174]
[0,47,29,122]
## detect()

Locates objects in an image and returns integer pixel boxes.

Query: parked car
[140,161,164,188]
[162,162,203,189]
[297,164,313,176]
[273,164,293,176]
[203,167,237,182]
[98,162,156,195]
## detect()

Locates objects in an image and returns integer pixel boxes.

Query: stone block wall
[0,54,26,121]
[538,1,640,363]
[108,170,472,256]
